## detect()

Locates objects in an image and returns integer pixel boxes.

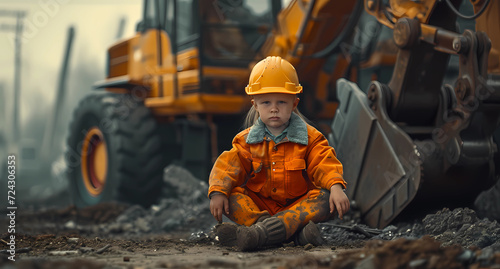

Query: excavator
[66,0,499,228]
[331,0,500,227]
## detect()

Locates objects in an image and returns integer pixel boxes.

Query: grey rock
[409,259,427,268]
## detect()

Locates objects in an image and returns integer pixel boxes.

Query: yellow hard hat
[245,56,303,95]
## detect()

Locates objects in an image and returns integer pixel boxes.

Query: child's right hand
[210,193,229,223]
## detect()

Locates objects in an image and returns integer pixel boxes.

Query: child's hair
[244,102,309,128]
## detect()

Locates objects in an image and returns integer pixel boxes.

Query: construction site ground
[1,165,500,269]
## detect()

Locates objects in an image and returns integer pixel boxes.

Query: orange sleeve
[208,133,253,198]
[305,131,346,190]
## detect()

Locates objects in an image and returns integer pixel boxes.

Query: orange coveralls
[208,114,346,239]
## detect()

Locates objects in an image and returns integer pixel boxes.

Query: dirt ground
[1,165,500,269]
[2,207,500,269]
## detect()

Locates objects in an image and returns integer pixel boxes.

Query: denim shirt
[264,124,289,144]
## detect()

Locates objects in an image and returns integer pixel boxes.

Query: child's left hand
[329,184,350,219]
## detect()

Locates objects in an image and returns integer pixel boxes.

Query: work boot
[214,223,239,247]
[293,220,324,246]
[236,217,287,251]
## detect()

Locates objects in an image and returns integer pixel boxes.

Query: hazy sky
[0,0,290,139]
[0,0,142,132]
[0,0,286,142]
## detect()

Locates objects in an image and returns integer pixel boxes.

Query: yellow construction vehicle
[66,0,499,228]
[66,0,367,207]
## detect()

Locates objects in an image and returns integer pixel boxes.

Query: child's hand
[329,184,350,219]
[210,193,229,223]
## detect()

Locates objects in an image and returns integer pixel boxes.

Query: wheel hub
[81,127,108,196]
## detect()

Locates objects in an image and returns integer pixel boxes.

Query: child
[208,56,349,251]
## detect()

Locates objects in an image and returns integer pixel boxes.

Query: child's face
[252,93,299,133]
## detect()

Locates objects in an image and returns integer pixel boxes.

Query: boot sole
[215,223,238,247]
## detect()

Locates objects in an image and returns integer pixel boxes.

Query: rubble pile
[474,179,500,221]
[321,207,500,251]
[320,208,500,268]
[422,207,500,251]
[74,165,217,236]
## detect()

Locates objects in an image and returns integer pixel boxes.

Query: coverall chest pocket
[285,159,308,197]
[246,161,265,193]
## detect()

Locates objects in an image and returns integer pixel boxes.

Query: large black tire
[66,93,165,207]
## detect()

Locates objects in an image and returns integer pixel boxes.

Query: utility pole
[116,17,126,40]
[0,10,26,145]
[40,26,75,162]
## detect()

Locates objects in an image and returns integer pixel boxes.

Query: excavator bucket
[329,79,421,228]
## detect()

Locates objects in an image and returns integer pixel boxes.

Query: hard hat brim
[245,87,303,95]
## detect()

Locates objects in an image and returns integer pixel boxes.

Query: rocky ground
[1,165,500,269]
